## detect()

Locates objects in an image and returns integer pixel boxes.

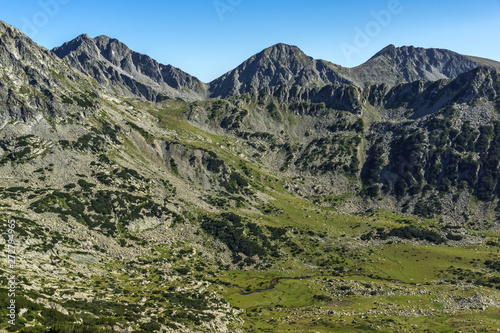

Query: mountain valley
[0,20,500,332]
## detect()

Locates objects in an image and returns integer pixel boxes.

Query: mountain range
[49,24,500,101]
[1,19,500,333]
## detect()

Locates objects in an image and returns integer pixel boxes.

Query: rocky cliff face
[374,66,499,119]
[350,44,487,86]
[208,43,353,98]
[1,20,500,332]
[53,34,207,101]
[0,21,99,123]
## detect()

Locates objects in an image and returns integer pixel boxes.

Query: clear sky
[1,0,499,82]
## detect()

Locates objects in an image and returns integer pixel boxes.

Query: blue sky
[1,0,499,82]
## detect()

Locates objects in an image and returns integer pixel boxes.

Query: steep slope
[0,21,241,332]
[466,55,500,71]
[365,66,499,119]
[351,44,487,86]
[1,20,500,333]
[53,34,207,101]
[209,43,353,98]
[0,21,99,122]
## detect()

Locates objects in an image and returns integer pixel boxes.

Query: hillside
[0,20,500,332]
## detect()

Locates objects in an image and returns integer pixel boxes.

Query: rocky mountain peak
[369,44,397,58]
[352,44,485,86]
[0,20,20,36]
[255,43,321,75]
[52,34,207,101]
[260,43,311,63]
[0,21,100,122]
[92,35,133,64]
[77,33,92,40]
[208,43,352,98]
[94,34,112,43]
[51,33,96,58]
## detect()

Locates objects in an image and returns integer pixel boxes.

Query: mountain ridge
[349,44,485,86]
[1,19,500,332]
[52,31,208,102]
[207,43,354,98]
[43,20,498,100]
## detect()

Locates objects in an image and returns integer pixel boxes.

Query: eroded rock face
[208,43,353,98]
[1,19,500,332]
[161,140,228,190]
[52,33,208,101]
[0,21,98,123]
[350,44,486,86]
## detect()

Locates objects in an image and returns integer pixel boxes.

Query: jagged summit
[51,33,97,59]
[368,44,397,59]
[0,21,99,122]
[351,44,485,86]
[76,33,92,39]
[53,33,207,101]
[1,19,500,332]
[259,43,309,60]
[208,43,352,98]
[3,19,497,101]
[43,20,500,100]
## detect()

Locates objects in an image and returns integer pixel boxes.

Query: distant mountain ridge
[349,44,485,86]
[48,25,499,101]
[52,33,207,101]
[207,43,354,98]
[0,19,497,115]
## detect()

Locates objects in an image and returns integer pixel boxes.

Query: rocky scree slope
[0,21,100,123]
[0,20,500,332]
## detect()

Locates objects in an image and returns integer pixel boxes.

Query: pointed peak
[61,33,116,47]
[52,33,97,58]
[94,35,114,43]
[77,33,91,39]
[92,35,131,54]
[370,44,397,59]
[267,43,301,50]
[382,44,396,51]
[262,43,305,55]
[66,33,95,46]
[71,33,94,43]
[253,43,312,66]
